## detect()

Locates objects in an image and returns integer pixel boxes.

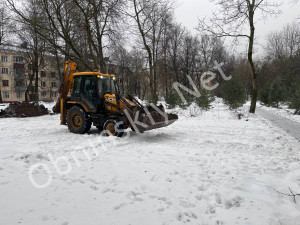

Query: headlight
[100,75,104,79]
[113,77,116,80]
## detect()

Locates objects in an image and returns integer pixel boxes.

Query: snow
[0,103,9,111]
[0,101,300,225]
[258,102,300,124]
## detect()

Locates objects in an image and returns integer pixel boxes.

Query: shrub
[220,74,246,109]
[289,79,300,115]
[268,77,286,108]
[165,89,180,109]
[195,89,214,110]
[259,85,270,106]
[178,91,194,109]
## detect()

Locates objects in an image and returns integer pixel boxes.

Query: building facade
[0,45,61,103]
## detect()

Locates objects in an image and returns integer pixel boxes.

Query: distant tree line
[0,0,299,115]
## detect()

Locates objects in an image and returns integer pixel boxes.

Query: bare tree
[12,0,48,102]
[127,0,174,104]
[0,1,13,103]
[198,0,281,113]
[128,48,148,99]
[8,0,126,72]
[265,21,300,87]
[110,45,131,94]
[168,23,185,83]
[0,1,12,45]
[179,32,199,86]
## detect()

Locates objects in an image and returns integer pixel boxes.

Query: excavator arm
[52,61,77,119]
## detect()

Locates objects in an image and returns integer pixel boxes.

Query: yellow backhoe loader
[53,61,178,137]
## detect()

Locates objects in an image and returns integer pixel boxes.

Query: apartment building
[0,45,61,103]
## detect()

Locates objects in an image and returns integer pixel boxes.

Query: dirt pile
[150,111,178,122]
[0,102,49,118]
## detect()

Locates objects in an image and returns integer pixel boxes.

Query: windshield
[98,76,116,96]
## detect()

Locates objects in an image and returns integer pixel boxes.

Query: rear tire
[67,106,91,134]
[103,118,124,137]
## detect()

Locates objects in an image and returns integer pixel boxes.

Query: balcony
[14,63,24,68]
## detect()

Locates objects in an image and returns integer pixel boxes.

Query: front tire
[67,106,91,134]
[103,118,124,137]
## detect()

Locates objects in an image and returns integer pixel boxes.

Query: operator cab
[71,73,116,112]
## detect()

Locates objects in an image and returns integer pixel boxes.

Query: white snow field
[0,101,300,225]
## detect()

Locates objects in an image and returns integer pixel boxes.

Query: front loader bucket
[119,96,179,133]
[133,110,179,133]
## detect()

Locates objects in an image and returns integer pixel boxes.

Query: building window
[3,92,9,99]
[15,79,24,87]
[2,80,9,86]
[17,92,23,98]
[2,68,8,74]
[14,56,23,63]
[15,68,24,75]
[51,82,56,88]
[41,92,47,98]
[41,81,46,87]
[41,71,46,77]
[1,56,8,62]
[51,92,57,98]
[51,72,56,77]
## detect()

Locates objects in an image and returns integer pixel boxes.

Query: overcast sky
[174,0,299,57]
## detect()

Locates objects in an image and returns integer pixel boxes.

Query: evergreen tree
[289,79,300,115]
[165,89,180,109]
[195,89,214,110]
[259,85,270,106]
[269,77,286,108]
[221,73,246,109]
[178,91,194,109]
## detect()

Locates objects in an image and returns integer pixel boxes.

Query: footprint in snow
[215,193,222,204]
[224,195,243,209]
[157,207,165,212]
[206,204,216,214]
[114,203,125,210]
[90,185,98,190]
[179,200,195,208]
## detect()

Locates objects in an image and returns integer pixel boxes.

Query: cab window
[83,76,97,98]
[72,76,82,97]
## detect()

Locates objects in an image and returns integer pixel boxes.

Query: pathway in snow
[256,107,300,141]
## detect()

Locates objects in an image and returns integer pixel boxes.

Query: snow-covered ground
[0,101,300,225]
[0,103,9,111]
[257,102,300,124]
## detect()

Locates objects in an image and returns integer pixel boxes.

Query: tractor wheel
[103,118,124,137]
[67,106,91,134]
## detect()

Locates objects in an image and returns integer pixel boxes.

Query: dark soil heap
[150,111,178,122]
[0,102,49,118]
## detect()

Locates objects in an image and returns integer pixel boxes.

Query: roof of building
[0,44,28,54]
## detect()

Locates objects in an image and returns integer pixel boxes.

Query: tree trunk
[34,70,38,102]
[0,88,2,103]
[248,6,257,113]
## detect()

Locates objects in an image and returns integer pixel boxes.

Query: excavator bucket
[127,101,179,133]
[141,111,178,132]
